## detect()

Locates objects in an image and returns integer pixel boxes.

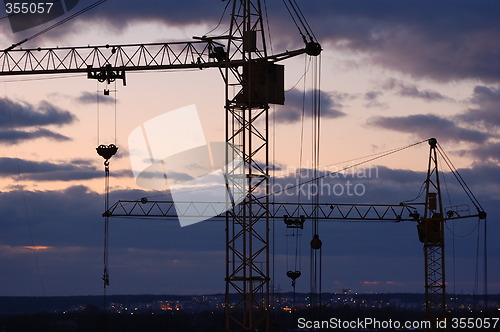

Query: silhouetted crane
[0,1,321,330]
[0,2,486,331]
[104,138,486,330]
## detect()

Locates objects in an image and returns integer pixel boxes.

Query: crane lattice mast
[223,1,271,330]
[0,2,487,331]
[104,138,486,331]
[0,1,321,331]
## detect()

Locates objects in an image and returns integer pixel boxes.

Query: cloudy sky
[0,0,498,298]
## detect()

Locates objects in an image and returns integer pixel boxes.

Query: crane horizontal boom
[0,39,308,80]
[104,199,484,223]
[104,199,481,222]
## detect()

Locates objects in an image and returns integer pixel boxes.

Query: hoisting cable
[441,170,458,304]
[96,83,118,309]
[97,144,117,303]
[483,216,488,311]
[288,0,317,42]
[263,0,278,319]
[286,58,312,92]
[436,143,486,216]
[436,143,488,310]
[282,0,307,43]
[118,131,439,219]
[400,180,426,204]
[281,0,321,57]
[308,52,323,319]
[204,0,231,36]
[470,215,488,312]
[473,220,481,310]
[285,55,309,315]
[257,139,428,200]
[96,81,100,145]
[263,0,274,56]
[285,226,302,317]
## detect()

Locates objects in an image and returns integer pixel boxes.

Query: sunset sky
[0,0,498,298]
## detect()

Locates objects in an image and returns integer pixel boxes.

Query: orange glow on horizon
[23,246,50,250]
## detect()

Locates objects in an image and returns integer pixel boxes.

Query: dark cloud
[0,1,498,296]
[221,1,500,83]
[90,0,227,30]
[0,185,222,252]
[383,79,451,102]
[70,158,95,166]
[459,85,500,129]
[9,0,231,44]
[364,90,386,109]
[301,0,500,82]
[363,79,452,109]
[0,98,77,144]
[0,98,76,128]
[457,163,500,190]
[253,1,500,83]
[365,91,382,101]
[75,91,115,104]
[0,157,129,181]
[7,1,499,83]
[0,128,71,143]
[367,114,491,144]
[0,156,498,295]
[274,89,345,124]
[456,142,500,164]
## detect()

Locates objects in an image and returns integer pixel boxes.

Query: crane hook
[96,144,118,162]
[286,270,302,287]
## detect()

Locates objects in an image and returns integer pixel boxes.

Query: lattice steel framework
[102,138,486,330]
[0,2,318,330]
[3,4,484,331]
[419,138,446,329]
[105,200,425,222]
[0,41,223,78]
[223,1,270,331]
[0,39,305,80]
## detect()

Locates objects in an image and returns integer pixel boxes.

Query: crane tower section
[222,1,278,331]
[0,1,322,330]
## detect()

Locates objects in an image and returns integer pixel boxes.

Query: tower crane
[0,1,321,331]
[0,2,487,331]
[104,137,486,330]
